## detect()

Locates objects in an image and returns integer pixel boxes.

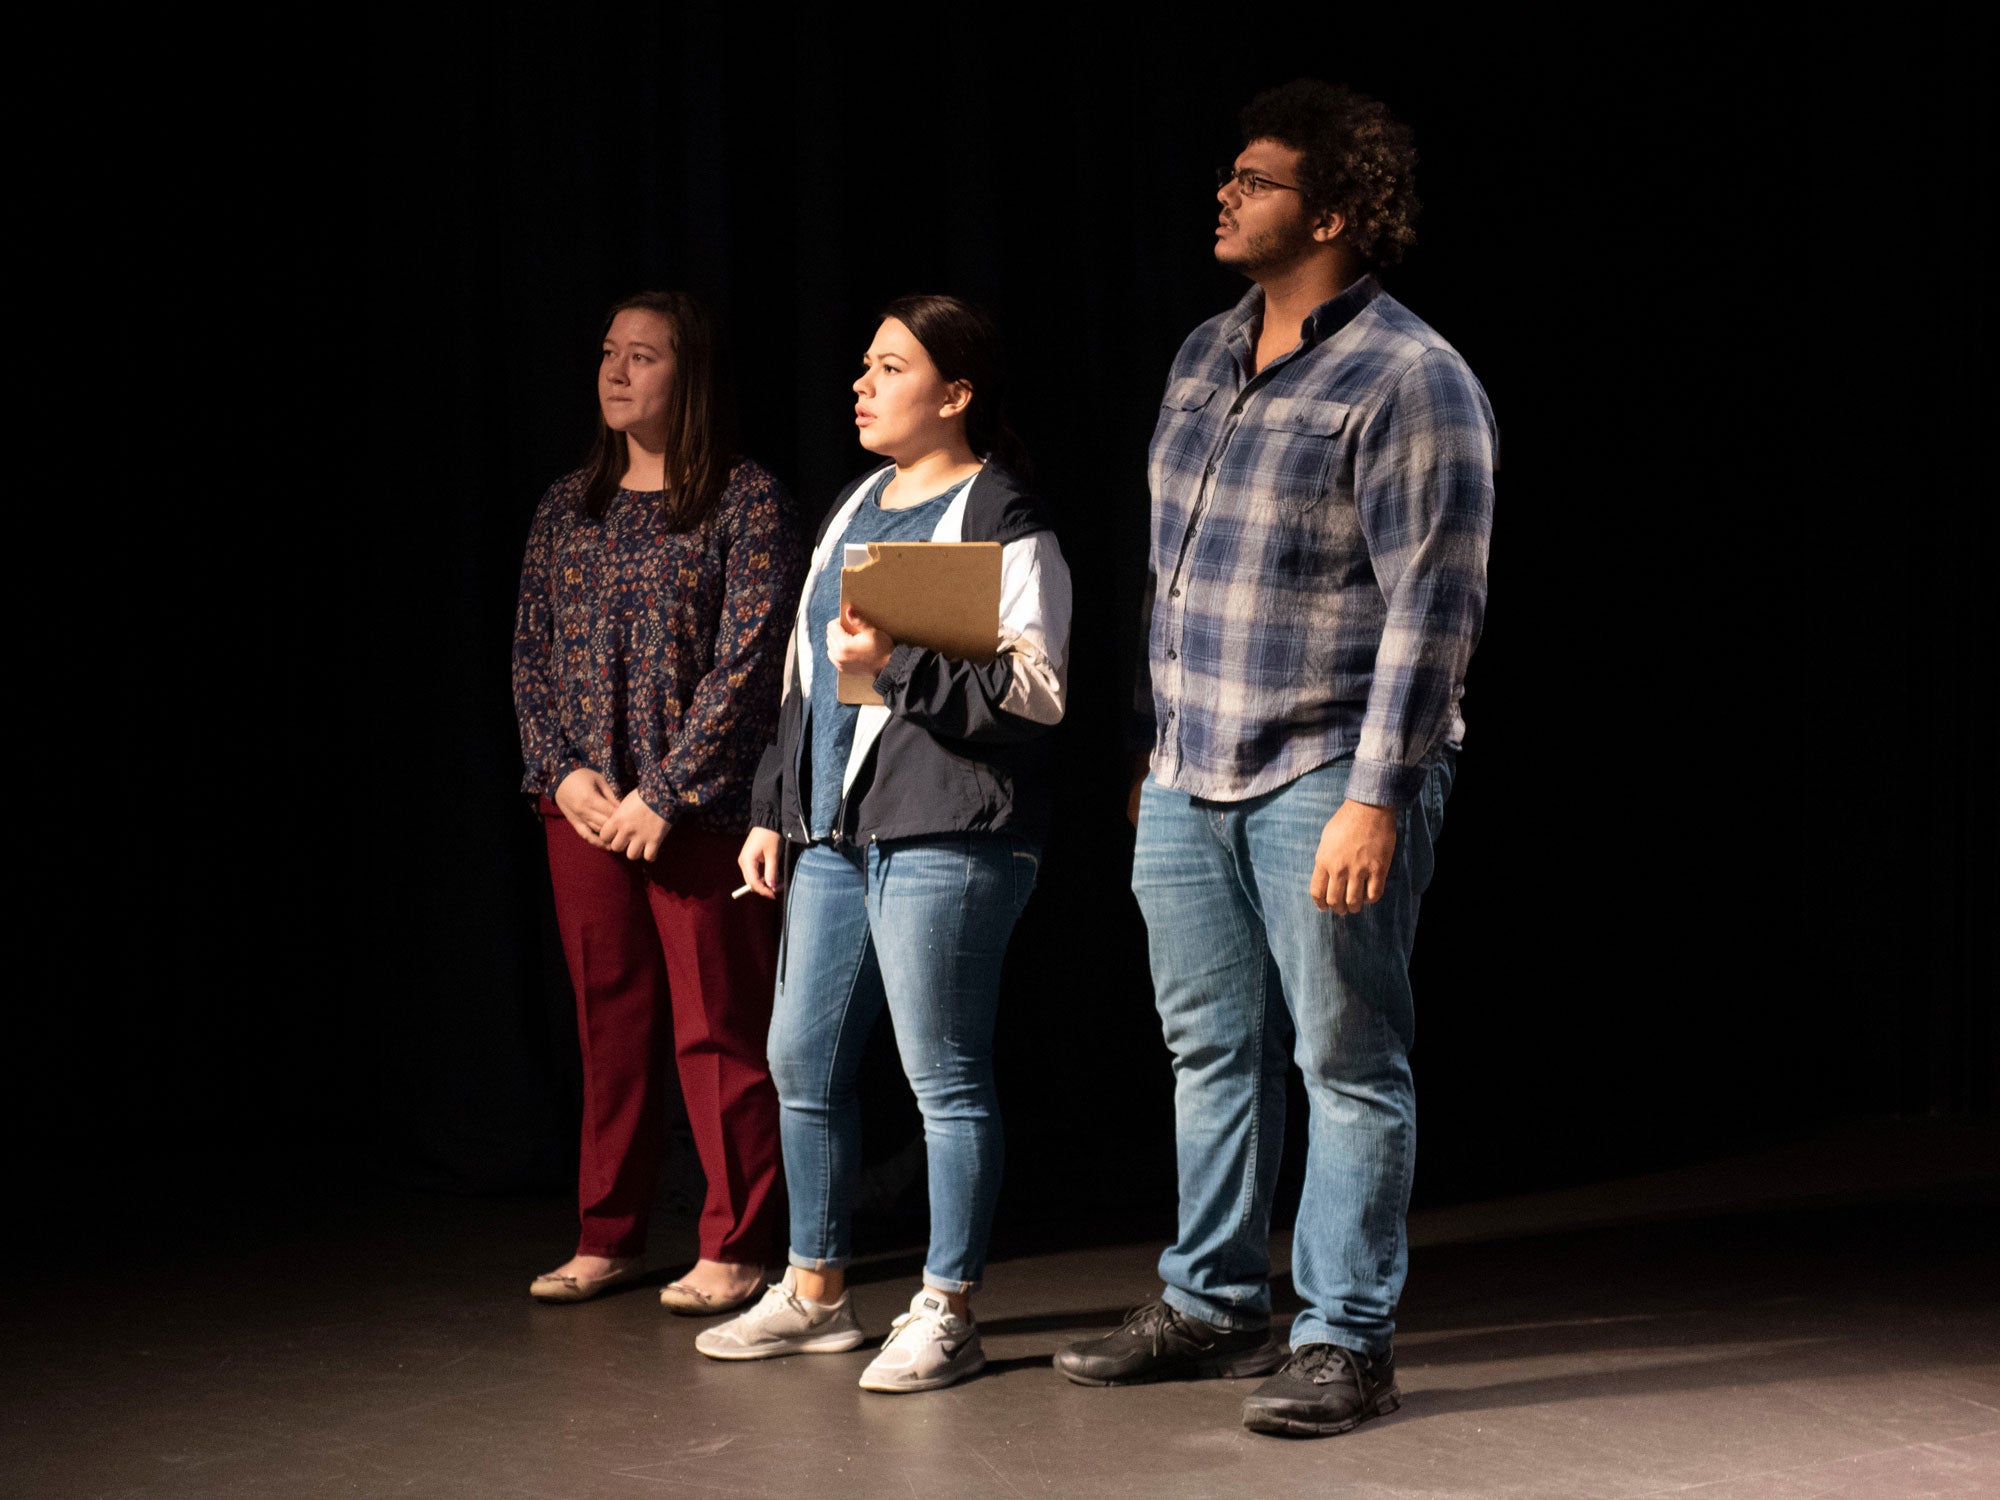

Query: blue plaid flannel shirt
[1141,275,1496,809]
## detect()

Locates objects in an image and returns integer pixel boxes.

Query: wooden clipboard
[837,541,1002,705]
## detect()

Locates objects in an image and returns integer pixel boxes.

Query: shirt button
[1169,587,1180,597]
[1167,650,1177,660]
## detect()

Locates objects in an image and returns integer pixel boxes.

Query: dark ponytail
[878,293,1032,482]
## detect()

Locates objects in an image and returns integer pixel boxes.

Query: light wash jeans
[767,834,1039,1293]
[1133,752,1452,1354]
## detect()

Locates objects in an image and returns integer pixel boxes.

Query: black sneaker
[1241,1342,1401,1437]
[1054,1297,1290,1386]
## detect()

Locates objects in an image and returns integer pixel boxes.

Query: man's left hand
[1311,799,1398,914]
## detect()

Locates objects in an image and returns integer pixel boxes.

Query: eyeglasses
[1216,166,1302,199]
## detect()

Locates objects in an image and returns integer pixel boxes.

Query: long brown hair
[581,290,738,530]
[878,293,1032,481]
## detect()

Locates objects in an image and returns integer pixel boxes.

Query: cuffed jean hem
[923,1269,981,1296]
[1161,1283,1269,1334]
[787,1250,850,1273]
[1288,1318,1391,1358]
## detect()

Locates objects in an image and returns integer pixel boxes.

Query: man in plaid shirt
[1057,80,1497,1438]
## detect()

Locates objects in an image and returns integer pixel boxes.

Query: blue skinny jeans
[766,833,1038,1294]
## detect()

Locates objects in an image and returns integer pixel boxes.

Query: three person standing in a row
[511,77,1494,1440]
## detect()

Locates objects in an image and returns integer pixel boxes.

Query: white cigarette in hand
[731,883,753,899]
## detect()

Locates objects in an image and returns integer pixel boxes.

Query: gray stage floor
[5,1123,1995,1499]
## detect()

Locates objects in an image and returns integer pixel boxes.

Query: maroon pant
[541,798,782,1262]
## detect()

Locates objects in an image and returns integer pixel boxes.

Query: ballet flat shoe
[529,1260,646,1303]
[659,1276,766,1316]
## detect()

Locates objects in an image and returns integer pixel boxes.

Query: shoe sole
[695,1329,868,1361]
[661,1288,765,1317]
[1241,1384,1402,1437]
[1058,1339,1292,1388]
[858,1350,987,1393]
[529,1271,644,1304]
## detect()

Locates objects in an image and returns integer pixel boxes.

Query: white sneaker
[693,1269,866,1360]
[858,1288,986,1393]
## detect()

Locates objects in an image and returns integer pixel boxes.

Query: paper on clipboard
[837,541,1002,704]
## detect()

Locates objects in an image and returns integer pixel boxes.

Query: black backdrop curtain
[31,13,1989,1222]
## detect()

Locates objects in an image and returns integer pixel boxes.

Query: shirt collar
[1222,273,1382,363]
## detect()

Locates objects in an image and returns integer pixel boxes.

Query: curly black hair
[1240,79,1420,269]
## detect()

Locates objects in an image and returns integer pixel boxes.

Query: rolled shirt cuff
[1344,755,1426,810]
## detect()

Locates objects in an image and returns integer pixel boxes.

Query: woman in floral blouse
[512,291,803,1310]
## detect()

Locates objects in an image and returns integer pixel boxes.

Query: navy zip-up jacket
[750,461,1072,848]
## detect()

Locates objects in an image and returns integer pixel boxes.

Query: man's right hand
[554,767,621,848]
[738,828,784,898]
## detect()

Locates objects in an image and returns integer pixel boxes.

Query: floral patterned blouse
[512,461,803,833]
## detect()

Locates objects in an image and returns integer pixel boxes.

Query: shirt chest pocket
[1148,378,1221,497]
[1252,397,1350,511]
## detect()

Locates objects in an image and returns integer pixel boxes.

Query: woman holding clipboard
[699,295,1071,1393]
